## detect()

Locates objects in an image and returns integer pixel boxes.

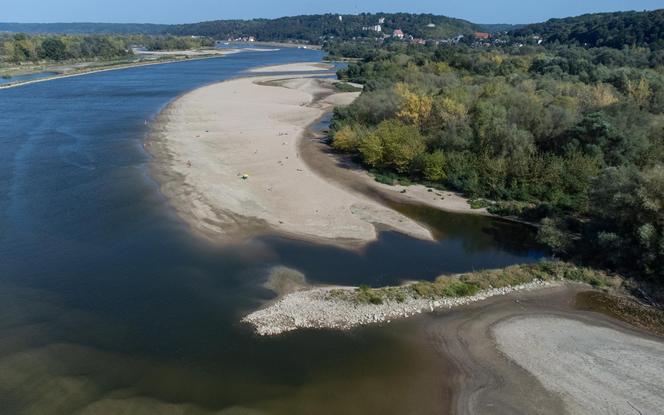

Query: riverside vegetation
[328,261,620,305]
[0,33,214,64]
[243,261,652,336]
[326,10,664,285]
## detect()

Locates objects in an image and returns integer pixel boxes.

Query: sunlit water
[0,48,545,414]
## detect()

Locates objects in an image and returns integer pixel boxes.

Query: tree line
[0,33,214,63]
[512,9,664,50]
[167,13,478,44]
[328,39,664,281]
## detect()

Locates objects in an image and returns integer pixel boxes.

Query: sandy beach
[149,63,436,246]
[247,61,333,73]
[425,286,664,415]
[149,61,495,247]
[494,315,664,415]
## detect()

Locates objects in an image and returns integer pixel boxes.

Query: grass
[328,261,622,305]
[334,82,363,92]
[576,291,664,336]
[371,169,413,186]
[468,198,492,209]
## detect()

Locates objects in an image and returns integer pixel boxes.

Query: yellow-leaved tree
[395,83,432,128]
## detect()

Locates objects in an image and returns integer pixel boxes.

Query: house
[411,38,426,45]
[378,17,385,24]
[362,25,382,32]
[473,32,491,40]
[427,23,436,28]
[392,29,405,39]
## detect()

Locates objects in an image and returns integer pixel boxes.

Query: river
[0,47,545,414]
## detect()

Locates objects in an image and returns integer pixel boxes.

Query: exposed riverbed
[1,46,660,415]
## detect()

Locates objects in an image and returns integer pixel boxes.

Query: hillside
[512,9,664,49]
[166,13,478,42]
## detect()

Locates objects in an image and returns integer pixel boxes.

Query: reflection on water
[0,48,545,414]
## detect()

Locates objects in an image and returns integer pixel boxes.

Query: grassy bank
[328,261,622,305]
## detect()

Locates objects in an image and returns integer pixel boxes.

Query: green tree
[39,38,67,60]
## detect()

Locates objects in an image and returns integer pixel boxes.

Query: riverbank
[247,61,333,73]
[148,63,440,246]
[148,62,499,247]
[0,48,247,90]
[430,285,664,415]
[241,261,623,335]
[243,279,557,335]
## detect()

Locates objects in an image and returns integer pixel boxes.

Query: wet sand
[425,285,664,415]
[300,132,489,216]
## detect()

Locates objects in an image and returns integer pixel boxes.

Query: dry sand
[149,63,435,246]
[493,315,664,415]
[247,62,333,73]
[426,286,664,415]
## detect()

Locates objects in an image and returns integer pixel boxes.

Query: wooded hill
[512,9,664,49]
[1,13,484,42]
[167,13,479,42]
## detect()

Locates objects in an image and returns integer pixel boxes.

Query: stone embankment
[243,280,556,335]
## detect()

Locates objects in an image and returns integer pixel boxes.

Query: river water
[0,48,545,414]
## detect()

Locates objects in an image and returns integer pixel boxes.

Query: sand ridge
[148,63,434,246]
[247,62,333,73]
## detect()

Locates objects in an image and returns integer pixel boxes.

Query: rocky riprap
[242,280,557,335]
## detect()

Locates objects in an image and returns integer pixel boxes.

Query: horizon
[2,1,662,25]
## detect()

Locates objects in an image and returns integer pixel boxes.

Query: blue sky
[3,0,663,24]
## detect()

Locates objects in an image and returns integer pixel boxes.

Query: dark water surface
[0,48,544,414]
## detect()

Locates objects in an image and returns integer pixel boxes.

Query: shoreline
[0,49,248,90]
[147,61,502,249]
[433,286,664,414]
[299,128,493,218]
[147,64,439,248]
[242,279,558,336]
[240,261,634,336]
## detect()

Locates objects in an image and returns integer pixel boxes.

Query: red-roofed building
[393,29,405,39]
[473,32,491,40]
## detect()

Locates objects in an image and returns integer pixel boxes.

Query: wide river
[0,48,545,414]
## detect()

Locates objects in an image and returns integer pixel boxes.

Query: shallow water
[0,48,545,414]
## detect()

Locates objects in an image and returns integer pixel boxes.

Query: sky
[2,0,663,24]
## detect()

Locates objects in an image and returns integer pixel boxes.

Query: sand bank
[149,63,434,246]
[493,315,664,415]
[242,280,556,336]
[425,286,664,415]
[247,62,333,73]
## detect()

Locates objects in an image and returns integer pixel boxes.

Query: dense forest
[0,33,213,63]
[512,9,664,49]
[328,37,664,281]
[167,13,478,43]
